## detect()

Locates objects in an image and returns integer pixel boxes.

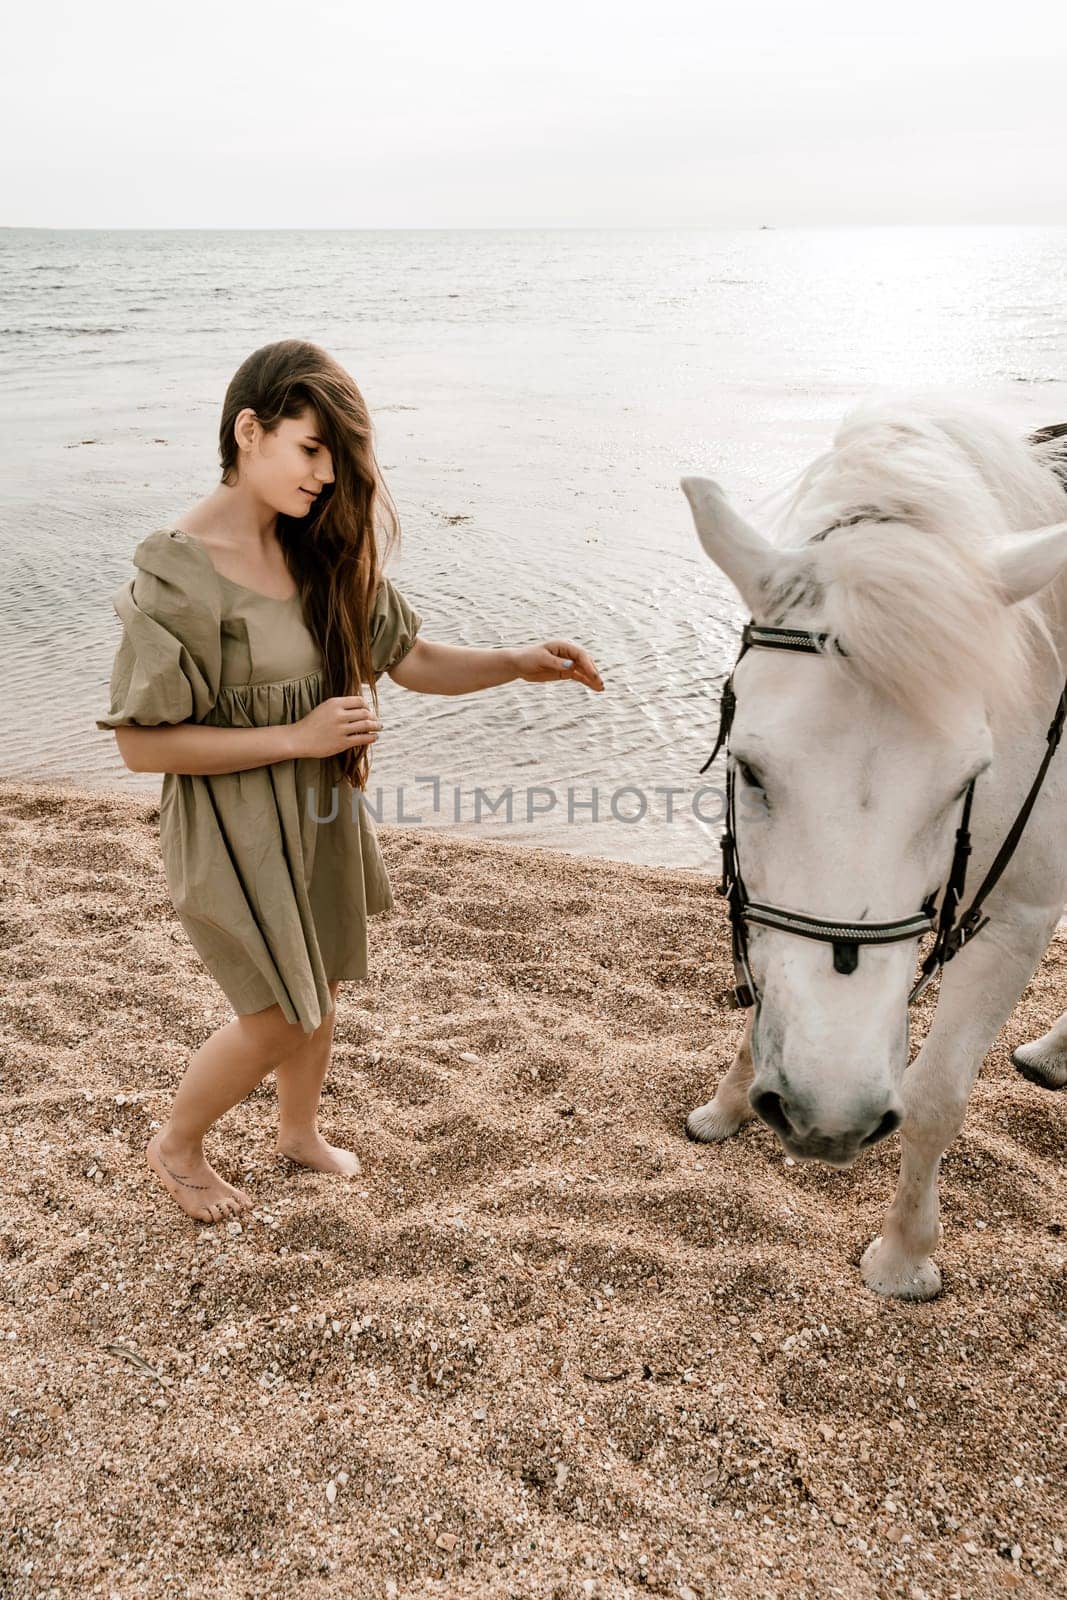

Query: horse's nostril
[752,1090,796,1140]
[754,1089,900,1152]
[860,1107,902,1148]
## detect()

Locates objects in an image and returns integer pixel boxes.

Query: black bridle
[702,621,1067,1010]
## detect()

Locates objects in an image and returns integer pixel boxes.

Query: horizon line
[3,220,1067,233]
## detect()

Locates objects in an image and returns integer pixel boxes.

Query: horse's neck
[1043,563,1067,666]
[987,567,1067,762]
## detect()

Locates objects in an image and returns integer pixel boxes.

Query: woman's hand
[292,694,383,758]
[511,641,605,691]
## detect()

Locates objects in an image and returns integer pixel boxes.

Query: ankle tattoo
[157,1153,209,1192]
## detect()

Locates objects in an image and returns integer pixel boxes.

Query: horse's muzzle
[750,1085,903,1167]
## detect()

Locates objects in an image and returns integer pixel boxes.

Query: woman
[96,339,604,1225]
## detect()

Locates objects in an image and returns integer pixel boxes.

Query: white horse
[681,396,1067,1300]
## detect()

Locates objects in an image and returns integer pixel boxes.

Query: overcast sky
[3,0,1066,227]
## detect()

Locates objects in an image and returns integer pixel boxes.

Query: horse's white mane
[756,394,1067,728]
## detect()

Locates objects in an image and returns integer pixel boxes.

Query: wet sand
[1,776,1064,1600]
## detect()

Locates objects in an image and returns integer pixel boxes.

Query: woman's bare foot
[146,1130,255,1222]
[275,1130,362,1177]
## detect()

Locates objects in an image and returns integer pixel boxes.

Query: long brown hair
[218,339,400,790]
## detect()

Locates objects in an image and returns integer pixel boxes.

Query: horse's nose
[750,1086,903,1159]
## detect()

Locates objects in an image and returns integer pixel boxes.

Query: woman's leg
[147,1000,317,1222]
[274,980,361,1176]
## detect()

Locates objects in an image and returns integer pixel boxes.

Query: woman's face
[238,404,335,516]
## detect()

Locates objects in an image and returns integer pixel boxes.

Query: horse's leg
[1012,1008,1067,1089]
[686,1010,758,1142]
[861,910,1060,1301]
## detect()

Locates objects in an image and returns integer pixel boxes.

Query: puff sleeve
[95,529,223,730]
[369,575,422,679]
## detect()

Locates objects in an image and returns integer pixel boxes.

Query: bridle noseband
[702,622,1067,1010]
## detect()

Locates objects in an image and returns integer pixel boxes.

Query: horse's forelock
[755,397,1067,726]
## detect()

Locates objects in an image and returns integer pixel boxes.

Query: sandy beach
[1,774,1064,1600]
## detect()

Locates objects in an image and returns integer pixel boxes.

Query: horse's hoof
[685,1100,746,1143]
[860,1235,943,1301]
[1011,1044,1067,1091]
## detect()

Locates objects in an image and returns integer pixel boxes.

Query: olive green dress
[95,528,422,1034]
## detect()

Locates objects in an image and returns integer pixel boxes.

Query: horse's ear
[681,477,778,614]
[993,520,1067,605]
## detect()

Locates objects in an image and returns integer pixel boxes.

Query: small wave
[0,324,130,336]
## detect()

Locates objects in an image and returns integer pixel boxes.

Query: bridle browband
[701,620,1067,1010]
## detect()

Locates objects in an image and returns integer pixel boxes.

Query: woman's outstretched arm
[388,637,604,696]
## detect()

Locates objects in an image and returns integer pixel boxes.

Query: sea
[1,225,1065,870]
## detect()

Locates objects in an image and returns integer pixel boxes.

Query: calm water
[1,226,1065,869]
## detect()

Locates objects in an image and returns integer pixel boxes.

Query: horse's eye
[736,759,764,789]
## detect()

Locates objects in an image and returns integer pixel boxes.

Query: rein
[701,622,1067,1010]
